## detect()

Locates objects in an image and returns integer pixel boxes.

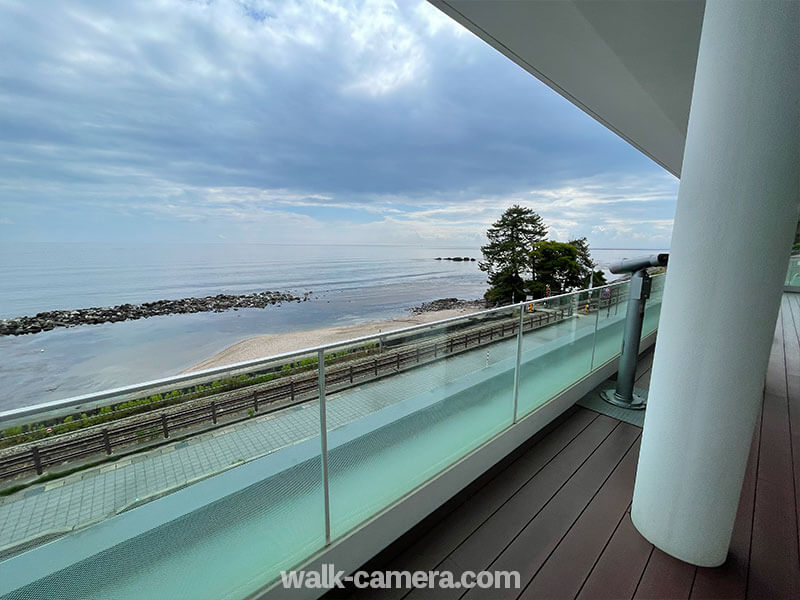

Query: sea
[0,243,666,411]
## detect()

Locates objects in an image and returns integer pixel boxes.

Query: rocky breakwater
[410,298,486,314]
[0,290,312,336]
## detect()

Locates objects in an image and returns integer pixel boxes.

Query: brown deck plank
[690,402,761,600]
[461,422,641,599]
[576,513,653,600]
[783,294,800,558]
[405,415,622,600]
[518,441,642,599]
[747,303,800,600]
[633,548,696,600]
[350,408,600,600]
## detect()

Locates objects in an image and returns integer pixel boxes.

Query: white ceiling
[430,0,706,177]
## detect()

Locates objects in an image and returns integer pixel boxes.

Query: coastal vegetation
[480,206,606,303]
[0,343,375,450]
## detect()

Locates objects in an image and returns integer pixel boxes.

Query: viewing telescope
[609,253,668,274]
[601,253,668,410]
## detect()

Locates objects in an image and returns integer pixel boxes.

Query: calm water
[0,243,664,410]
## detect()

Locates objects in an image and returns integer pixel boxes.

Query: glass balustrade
[0,273,666,600]
[786,255,800,287]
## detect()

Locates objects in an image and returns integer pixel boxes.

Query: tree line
[480,205,606,304]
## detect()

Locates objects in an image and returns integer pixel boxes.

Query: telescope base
[601,388,648,411]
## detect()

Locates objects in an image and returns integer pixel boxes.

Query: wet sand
[183,307,482,373]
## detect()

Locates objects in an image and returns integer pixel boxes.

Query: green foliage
[566,237,597,289]
[484,270,525,305]
[591,270,607,287]
[529,240,583,297]
[3,426,23,438]
[480,206,547,303]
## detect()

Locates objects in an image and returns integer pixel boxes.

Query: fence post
[102,429,112,455]
[211,401,217,424]
[590,307,601,371]
[318,349,331,545]
[31,446,43,475]
[290,380,295,402]
[161,414,169,439]
[512,307,524,423]
[253,392,259,413]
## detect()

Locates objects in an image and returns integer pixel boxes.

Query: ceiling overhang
[429,0,706,177]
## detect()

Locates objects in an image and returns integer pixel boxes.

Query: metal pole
[318,349,331,544]
[512,307,524,423]
[602,269,650,409]
[590,306,600,371]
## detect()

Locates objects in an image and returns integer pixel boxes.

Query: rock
[409,298,487,314]
[1,289,313,336]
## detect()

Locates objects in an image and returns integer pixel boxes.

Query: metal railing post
[590,306,600,370]
[318,349,331,545]
[512,307,524,423]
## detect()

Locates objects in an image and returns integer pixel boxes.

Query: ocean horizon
[0,242,666,411]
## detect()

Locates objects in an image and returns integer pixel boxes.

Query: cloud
[0,0,677,247]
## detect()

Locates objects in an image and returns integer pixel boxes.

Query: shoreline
[183,306,483,373]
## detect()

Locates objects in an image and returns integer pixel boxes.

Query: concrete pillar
[631,0,799,567]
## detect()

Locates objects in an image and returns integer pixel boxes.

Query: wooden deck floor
[339,294,800,600]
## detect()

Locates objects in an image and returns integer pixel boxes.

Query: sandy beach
[183,307,483,373]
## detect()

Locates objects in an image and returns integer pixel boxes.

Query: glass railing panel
[0,349,329,556]
[323,305,518,540]
[517,291,596,417]
[0,272,669,599]
[591,280,630,368]
[642,273,666,339]
[786,255,800,287]
[1,389,326,600]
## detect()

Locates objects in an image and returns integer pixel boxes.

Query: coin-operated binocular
[601,254,668,409]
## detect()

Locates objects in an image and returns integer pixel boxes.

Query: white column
[631,0,799,567]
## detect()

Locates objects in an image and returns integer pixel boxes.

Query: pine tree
[480,205,547,303]
[568,237,606,288]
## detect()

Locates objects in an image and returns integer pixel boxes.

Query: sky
[0,0,679,249]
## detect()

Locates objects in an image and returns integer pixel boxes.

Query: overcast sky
[0,0,678,248]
